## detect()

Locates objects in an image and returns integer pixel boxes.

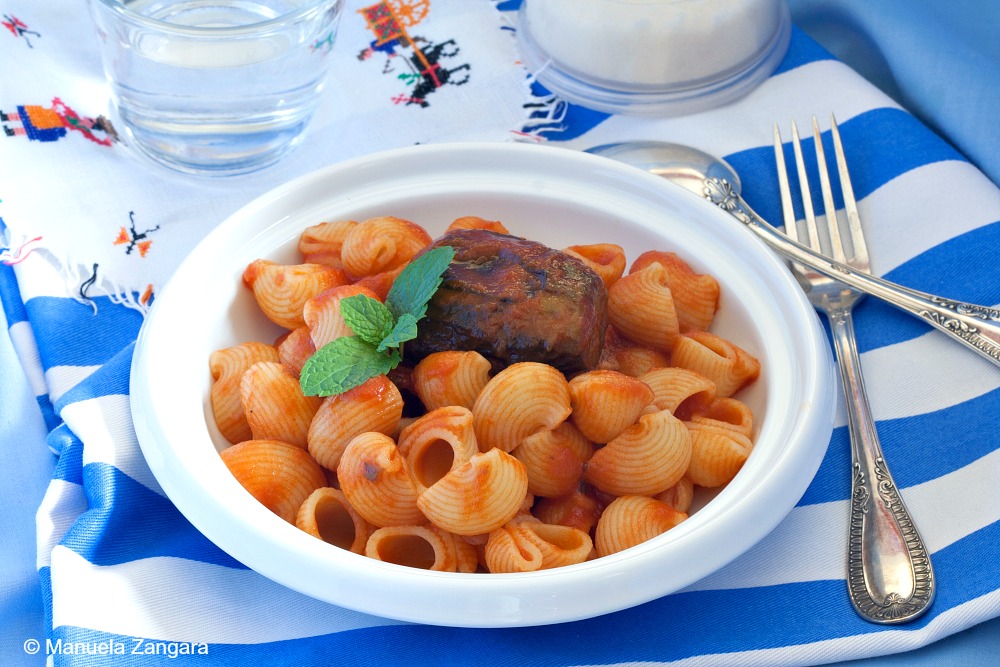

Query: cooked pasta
[242,259,347,330]
[340,216,432,279]
[484,516,592,573]
[445,216,510,234]
[417,448,528,536]
[594,495,688,557]
[568,369,655,444]
[630,250,719,332]
[303,283,381,350]
[396,405,478,492]
[337,431,424,527]
[275,326,315,376]
[298,219,358,269]
[654,476,695,513]
[513,422,594,498]
[209,341,280,444]
[295,486,372,554]
[688,397,754,439]
[472,362,572,453]
[531,489,602,534]
[365,524,479,572]
[684,422,753,488]
[583,410,692,496]
[670,330,761,398]
[220,439,326,524]
[598,326,671,377]
[639,366,717,418]
[563,243,626,288]
[607,261,679,351]
[412,350,492,411]
[307,374,403,470]
[240,361,321,449]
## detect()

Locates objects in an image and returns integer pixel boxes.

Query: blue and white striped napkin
[2,0,999,664]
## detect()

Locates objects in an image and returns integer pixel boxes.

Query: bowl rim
[130,141,836,627]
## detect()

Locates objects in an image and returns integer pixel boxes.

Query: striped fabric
[3,1,999,665]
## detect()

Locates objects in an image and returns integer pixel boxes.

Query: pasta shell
[568,369,655,444]
[412,350,492,412]
[417,448,528,535]
[472,362,572,453]
[563,243,626,288]
[242,259,348,330]
[397,406,479,492]
[684,422,753,488]
[240,361,321,449]
[607,261,679,352]
[303,283,381,350]
[583,410,692,496]
[337,432,424,527]
[209,341,280,444]
[340,216,432,279]
[654,475,695,513]
[445,216,510,234]
[670,330,761,397]
[220,439,326,524]
[597,325,671,377]
[531,488,602,534]
[639,367,717,418]
[631,251,720,332]
[353,266,403,303]
[275,326,315,376]
[365,525,454,571]
[308,375,404,471]
[296,487,372,554]
[689,397,754,439]
[514,422,594,498]
[594,495,688,557]
[298,219,358,268]
[484,516,593,573]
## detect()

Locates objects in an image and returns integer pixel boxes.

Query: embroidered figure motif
[2,14,39,48]
[357,0,470,108]
[114,211,160,257]
[1,97,118,146]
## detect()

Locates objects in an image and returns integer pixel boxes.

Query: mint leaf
[340,294,394,346]
[300,336,398,397]
[385,245,455,321]
[377,313,419,353]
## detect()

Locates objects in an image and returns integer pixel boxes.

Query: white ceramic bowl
[130,142,836,627]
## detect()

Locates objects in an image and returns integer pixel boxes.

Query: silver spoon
[587,141,1000,369]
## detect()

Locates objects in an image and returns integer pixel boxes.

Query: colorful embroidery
[358,0,470,108]
[2,14,39,48]
[1,97,118,146]
[114,211,160,258]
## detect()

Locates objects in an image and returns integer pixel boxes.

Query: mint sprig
[300,245,454,397]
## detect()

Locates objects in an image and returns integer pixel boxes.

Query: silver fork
[775,115,935,624]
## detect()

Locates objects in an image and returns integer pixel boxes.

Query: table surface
[2,0,999,665]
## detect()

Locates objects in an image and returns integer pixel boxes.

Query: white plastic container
[517,0,790,116]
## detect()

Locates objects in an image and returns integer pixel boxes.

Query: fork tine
[772,124,799,242]
[790,121,820,250]
[811,116,847,263]
[830,114,870,270]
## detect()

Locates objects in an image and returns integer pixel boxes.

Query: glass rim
[91,0,343,35]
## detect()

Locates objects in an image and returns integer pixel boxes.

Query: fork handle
[829,306,936,623]
[706,181,1000,368]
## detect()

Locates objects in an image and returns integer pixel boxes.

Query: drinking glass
[89,0,345,176]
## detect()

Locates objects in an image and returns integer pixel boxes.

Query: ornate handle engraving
[848,462,935,623]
